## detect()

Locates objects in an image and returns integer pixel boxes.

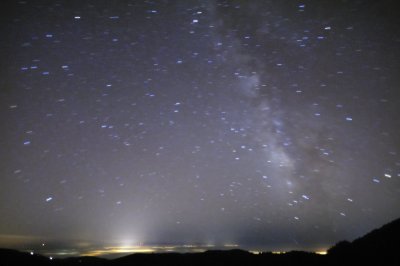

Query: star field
[0,0,400,256]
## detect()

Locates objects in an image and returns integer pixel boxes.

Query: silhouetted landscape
[1,218,399,266]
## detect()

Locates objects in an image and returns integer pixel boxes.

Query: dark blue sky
[1,0,399,256]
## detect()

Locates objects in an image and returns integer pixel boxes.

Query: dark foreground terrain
[1,218,399,266]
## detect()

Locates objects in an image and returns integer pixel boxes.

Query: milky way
[1,0,399,255]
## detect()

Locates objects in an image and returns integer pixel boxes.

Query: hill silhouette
[328,217,400,265]
[0,248,54,265]
[1,217,399,265]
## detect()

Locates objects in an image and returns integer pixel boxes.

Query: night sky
[1,0,400,257]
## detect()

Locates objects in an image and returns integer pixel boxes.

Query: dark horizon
[0,237,329,258]
[3,216,400,264]
[1,0,399,258]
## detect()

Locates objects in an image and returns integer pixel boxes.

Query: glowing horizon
[13,241,329,259]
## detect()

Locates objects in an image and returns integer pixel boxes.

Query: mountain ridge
[1,217,399,265]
